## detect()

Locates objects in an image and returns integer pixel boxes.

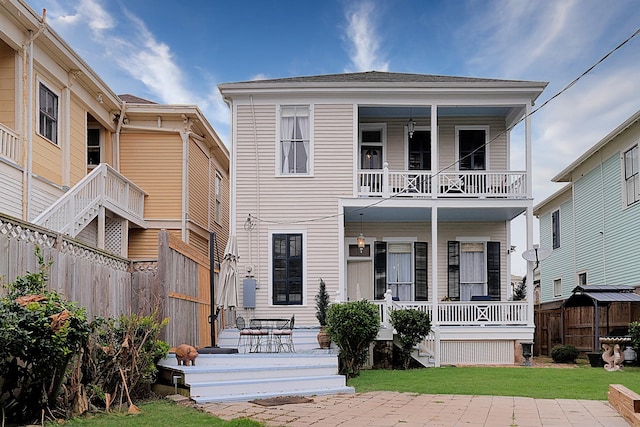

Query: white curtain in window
[460,243,485,301]
[281,116,295,173]
[296,116,309,173]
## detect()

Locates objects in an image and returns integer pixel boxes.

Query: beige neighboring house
[219,71,547,366]
[0,0,229,261]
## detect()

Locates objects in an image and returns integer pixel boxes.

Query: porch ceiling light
[357,213,365,253]
[407,108,416,139]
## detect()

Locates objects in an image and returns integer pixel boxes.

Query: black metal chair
[273,316,295,352]
[236,316,253,353]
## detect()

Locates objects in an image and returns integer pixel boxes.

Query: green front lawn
[349,365,640,400]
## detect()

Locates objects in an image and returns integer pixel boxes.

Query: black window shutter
[487,241,501,301]
[374,241,387,300]
[414,242,428,301]
[447,241,460,300]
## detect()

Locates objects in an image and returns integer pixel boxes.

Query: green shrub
[390,309,432,369]
[326,300,379,378]
[550,344,580,363]
[0,247,91,424]
[315,278,330,327]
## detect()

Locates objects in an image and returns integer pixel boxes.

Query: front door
[347,259,372,301]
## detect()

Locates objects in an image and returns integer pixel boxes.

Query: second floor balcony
[358,164,528,199]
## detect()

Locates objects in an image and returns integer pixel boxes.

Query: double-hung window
[280,106,309,175]
[552,209,560,249]
[39,83,58,144]
[624,145,639,206]
[272,233,303,305]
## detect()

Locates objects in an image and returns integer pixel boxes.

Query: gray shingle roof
[220,71,544,86]
[118,94,157,104]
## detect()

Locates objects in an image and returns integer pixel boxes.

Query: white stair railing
[33,163,146,236]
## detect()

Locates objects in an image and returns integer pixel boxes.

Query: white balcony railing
[33,163,146,236]
[0,123,20,164]
[358,164,527,198]
[375,293,529,328]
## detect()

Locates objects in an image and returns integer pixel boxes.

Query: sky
[25,0,640,276]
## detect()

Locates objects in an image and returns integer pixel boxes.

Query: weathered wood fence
[0,214,216,348]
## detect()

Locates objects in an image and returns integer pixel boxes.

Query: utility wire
[249,25,640,226]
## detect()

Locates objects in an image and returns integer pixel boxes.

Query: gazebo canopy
[563,285,640,308]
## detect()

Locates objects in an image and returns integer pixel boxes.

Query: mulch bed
[249,396,314,406]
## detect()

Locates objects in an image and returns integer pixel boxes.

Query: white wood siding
[235,103,354,325]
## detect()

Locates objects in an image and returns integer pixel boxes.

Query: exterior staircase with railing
[33,163,146,236]
[157,327,354,403]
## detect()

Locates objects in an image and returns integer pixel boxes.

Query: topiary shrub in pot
[550,344,580,363]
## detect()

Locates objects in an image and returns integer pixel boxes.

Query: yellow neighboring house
[0,0,229,261]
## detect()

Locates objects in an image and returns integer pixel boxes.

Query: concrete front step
[190,375,351,403]
[157,349,353,403]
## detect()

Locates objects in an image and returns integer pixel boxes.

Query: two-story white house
[219,71,547,365]
[534,110,640,353]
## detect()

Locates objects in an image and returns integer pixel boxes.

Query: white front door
[347,259,372,301]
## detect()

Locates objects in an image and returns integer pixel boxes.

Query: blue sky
[25,0,640,275]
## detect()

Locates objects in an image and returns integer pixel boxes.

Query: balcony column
[525,102,532,198]
[382,162,390,198]
[431,105,438,198]
[526,205,534,327]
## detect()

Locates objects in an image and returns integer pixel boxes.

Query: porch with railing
[358,164,527,199]
[33,163,146,236]
[0,123,20,164]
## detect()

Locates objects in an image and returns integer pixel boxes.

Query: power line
[248,25,640,226]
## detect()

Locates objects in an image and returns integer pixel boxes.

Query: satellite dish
[522,246,552,262]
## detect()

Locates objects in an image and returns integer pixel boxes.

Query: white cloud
[48,0,113,32]
[344,1,389,72]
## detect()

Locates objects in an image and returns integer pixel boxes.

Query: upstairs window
[578,272,587,286]
[458,127,487,171]
[87,128,101,166]
[624,145,639,206]
[552,209,560,249]
[215,173,222,223]
[280,106,309,175]
[39,83,58,144]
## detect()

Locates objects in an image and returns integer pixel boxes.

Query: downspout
[22,10,47,221]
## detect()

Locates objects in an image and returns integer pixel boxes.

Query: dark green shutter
[374,241,387,300]
[447,241,460,301]
[414,242,428,301]
[487,241,501,301]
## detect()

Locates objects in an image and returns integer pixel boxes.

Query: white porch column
[431,206,438,322]
[525,102,532,198]
[526,205,535,327]
[431,105,438,197]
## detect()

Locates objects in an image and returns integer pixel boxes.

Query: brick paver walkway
[198,391,629,426]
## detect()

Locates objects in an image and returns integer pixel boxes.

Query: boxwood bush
[550,344,580,363]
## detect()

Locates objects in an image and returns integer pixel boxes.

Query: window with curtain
[624,145,639,205]
[387,243,412,301]
[280,106,309,175]
[460,242,485,301]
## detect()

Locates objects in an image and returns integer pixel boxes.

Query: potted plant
[315,278,331,349]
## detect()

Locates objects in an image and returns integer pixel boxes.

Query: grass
[50,362,640,425]
[50,399,263,427]
[348,365,640,400]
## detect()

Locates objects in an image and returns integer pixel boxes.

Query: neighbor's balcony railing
[358,164,527,198]
[374,292,529,328]
[0,123,20,164]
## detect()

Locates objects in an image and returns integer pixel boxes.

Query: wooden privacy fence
[157,230,214,349]
[0,214,216,349]
[0,213,132,319]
